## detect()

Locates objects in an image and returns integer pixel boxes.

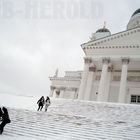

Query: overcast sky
[0,0,139,96]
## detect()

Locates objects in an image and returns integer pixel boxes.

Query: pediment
[82,27,140,48]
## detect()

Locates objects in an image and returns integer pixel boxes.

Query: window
[137,96,140,103]
[131,95,140,104]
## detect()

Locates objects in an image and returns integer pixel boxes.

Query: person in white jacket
[45,96,51,112]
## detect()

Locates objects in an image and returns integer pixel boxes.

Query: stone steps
[1,99,140,140]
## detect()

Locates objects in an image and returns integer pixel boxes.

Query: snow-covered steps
[2,99,140,140]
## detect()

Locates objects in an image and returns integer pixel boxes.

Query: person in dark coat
[45,96,51,112]
[0,108,3,121]
[37,96,45,111]
[0,107,11,134]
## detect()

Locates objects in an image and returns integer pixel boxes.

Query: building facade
[49,71,82,99]
[50,9,140,104]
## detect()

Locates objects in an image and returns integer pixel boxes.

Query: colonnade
[78,57,129,103]
[49,86,78,99]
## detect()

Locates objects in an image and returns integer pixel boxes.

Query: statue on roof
[53,68,58,77]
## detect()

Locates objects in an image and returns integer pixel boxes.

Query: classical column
[74,88,78,99]
[84,64,96,100]
[49,86,55,97]
[78,57,92,100]
[118,58,129,103]
[52,89,57,98]
[104,65,113,101]
[59,87,65,98]
[53,88,60,98]
[97,58,110,102]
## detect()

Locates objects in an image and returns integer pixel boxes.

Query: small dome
[90,23,111,41]
[132,9,140,17]
[96,28,110,33]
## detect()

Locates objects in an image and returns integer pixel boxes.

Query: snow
[0,93,140,140]
[0,93,38,110]
[0,135,33,140]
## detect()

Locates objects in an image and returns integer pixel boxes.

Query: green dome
[132,8,140,17]
[96,28,110,33]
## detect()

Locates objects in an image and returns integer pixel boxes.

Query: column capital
[84,57,92,64]
[102,58,110,64]
[108,64,113,72]
[89,64,96,72]
[60,87,66,90]
[71,87,78,91]
[50,86,55,90]
[121,58,129,64]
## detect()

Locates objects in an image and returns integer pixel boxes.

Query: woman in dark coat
[0,107,11,134]
[37,96,45,111]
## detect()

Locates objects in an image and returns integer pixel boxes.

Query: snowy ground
[0,93,140,140]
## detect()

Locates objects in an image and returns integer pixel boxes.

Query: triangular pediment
[82,27,140,48]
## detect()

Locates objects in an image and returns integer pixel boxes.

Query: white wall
[90,82,99,101]
[108,84,119,103]
[63,90,76,99]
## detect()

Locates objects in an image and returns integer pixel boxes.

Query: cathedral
[49,9,140,104]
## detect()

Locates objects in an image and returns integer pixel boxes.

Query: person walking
[0,108,3,121]
[0,107,11,134]
[37,96,45,111]
[45,96,51,112]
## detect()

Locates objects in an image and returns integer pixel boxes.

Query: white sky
[0,0,139,96]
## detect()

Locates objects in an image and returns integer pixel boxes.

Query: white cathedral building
[49,9,140,104]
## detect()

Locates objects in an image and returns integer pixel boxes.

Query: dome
[96,28,110,33]
[127,8,140,30]
[90,23,111,41]
[132,8,140,17]
[90,26,111,40]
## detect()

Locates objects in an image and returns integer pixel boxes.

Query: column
[71,88,77,99]
[53,88,60,98]
[74,88,78,99]
[78,57,92,100]
[97,58,110,102]
[49,86,55,97]
[59,87,65,98]
[104,65,113,101]
[118,58,129,103]
[53,89,57,98]
[84,64,96,100]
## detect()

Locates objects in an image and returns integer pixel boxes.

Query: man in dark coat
[0,107,11,134]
